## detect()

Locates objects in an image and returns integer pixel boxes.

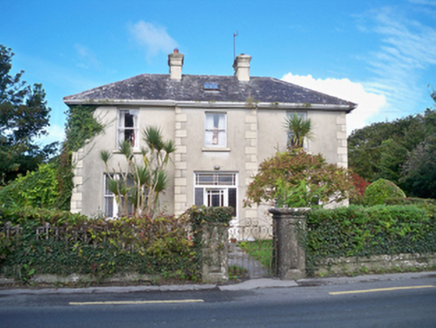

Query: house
[64,50,356,224]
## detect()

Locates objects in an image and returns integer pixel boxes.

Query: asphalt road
[0,276,435,327]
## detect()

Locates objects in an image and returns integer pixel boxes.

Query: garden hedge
[0,209,199,283]
[306,205,436,275]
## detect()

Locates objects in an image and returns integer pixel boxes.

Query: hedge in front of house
[0,212,199,283]
[305,205,436,274]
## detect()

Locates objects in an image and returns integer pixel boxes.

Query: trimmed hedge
[385,197,436,206]
[306,205,436,275]
[0,210,199,283]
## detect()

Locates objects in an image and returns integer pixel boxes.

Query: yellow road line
[329,285,435,295]
[69,299,204,306]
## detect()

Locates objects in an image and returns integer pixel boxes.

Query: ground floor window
[194,172,237,217]
[103,174,135,217]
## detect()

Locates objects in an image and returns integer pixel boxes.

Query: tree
[401,136,436,198]
[348,94,436,198]
[245,150,355,208]
[101,126,176,218]
[0,45,57,184]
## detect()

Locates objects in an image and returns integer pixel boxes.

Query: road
[0,276,435,327]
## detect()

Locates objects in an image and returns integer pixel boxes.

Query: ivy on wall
[56,105,105,210]
[0,211,198,283]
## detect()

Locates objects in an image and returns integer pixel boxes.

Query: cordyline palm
[100,126,176,218]
[285,113,313,150]
[142,127,176,217]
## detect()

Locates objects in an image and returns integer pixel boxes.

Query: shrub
[306,205,436,275]
[245,150,355,208]
[0,212,199,282]
[0,163,61,210]
[349,172,370,205]
[364,178,406,206]
[0,206,88,225]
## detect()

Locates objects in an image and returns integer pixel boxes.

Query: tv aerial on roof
[233,31,239,60]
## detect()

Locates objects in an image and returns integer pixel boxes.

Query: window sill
[202,147,231,152]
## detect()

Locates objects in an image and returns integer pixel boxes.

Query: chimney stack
[168,49,184,80]
[233,54,251,82]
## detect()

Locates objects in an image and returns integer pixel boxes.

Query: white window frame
[194,172,238,217]
[204,112,227,148]
[117,109,139,148]
[286,111,308,150]
[103,174,118,218]
[103,174,135,218]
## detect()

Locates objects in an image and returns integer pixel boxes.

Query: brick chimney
[168,49,184,80]
[233,54,252,82]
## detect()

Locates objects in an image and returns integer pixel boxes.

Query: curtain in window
[205,113,226,147]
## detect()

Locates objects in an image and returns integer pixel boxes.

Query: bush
[305,205,436,275]
[0,163,62,210]
[245,150,355,208]
[364,178,406,206]
[0,206,88,225]
[0,212,199,283]
[349,173,370,205]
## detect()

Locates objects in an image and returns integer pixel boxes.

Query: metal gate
[228,218,276,279]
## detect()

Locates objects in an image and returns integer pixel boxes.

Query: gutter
[63,99,357,113]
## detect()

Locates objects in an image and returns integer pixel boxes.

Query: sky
[2,0,436,146]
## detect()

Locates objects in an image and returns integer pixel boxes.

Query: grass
[228,265,249,280]
[238,240,274,269]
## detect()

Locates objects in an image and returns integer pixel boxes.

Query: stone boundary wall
[0,273,160,286]
[316,253,436,276]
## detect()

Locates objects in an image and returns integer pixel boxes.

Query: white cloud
[281,73,387,135]
[39,124,65,146]
[129,21,178,60]
[74,43,99,69]
[360,6,436,120]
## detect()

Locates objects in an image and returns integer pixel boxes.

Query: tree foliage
[348,94,436,198]
[401,136,436,198]
[0,163,60,209]
[0,45,57,184]
[245,150,355,208]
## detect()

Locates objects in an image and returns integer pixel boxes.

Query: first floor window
[194,172,237,217]
[118,109,139,148]
[205,112,226,147]
[286,111,308,150]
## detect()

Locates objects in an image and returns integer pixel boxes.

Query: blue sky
[2,0,436,145]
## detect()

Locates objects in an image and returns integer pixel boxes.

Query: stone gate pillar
[269,207,309,280]
[201,223,229,283]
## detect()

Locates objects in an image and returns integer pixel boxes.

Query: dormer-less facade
[64,51,356,223]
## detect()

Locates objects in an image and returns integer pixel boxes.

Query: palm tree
[285,113,313,150]
[100,126,176,218]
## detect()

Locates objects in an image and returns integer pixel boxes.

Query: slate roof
[64,74,355,110]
